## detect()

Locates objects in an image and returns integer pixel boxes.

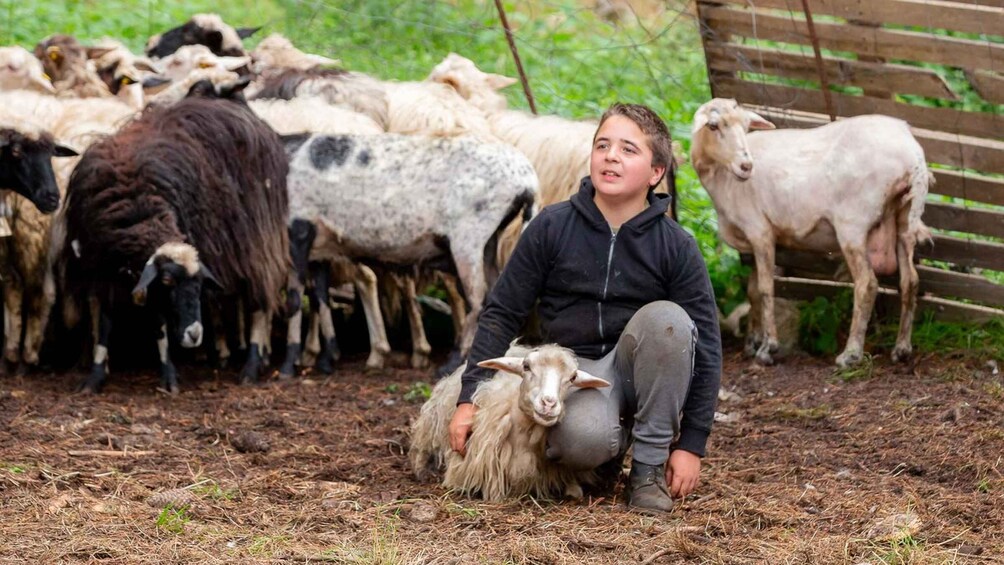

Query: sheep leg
[892,232,919,363]
[835,245,877,368]
[353,264,390,370]
[403,274,431,369]
[239,310,270,384]
[279,306,302,380]
[78,295,111,394]
[311,261,339,374]
[156,316,179,394]
[744,261,763,358]
[440,272,466,349]
[21,281,54,370]
[210,304,231,369]
[301,309,321,367]
[451,249,487,359]
[751,243,780,365]
[3,274,22,366]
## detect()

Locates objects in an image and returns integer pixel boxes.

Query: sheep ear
[199,262,222,291]
[573,370,610,389]
[53,144,79,158]
[746,110,775,131]
[486,73,517,91]
[692,111,709,134]
[237,26,262,39]
[132,261,159,305]
[477,356,524,376]
[85,46,115,60]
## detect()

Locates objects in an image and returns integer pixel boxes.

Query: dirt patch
[1,344,1002,563]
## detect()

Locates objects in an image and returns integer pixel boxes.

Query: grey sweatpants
[544,301,698,469]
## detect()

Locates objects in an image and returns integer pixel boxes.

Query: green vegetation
[155,504,190,534]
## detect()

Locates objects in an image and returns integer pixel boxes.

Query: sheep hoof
[564,483,584,500]
[891,344,912,363]
[77,364,107,394]
[14,361,30,377]
[279,343,300,379]
[835,349,863,368]
[754,348,775,366]
[365,352,385,370]
[239,345,264,385]
[159,362,179,394]
[411,352,431,370]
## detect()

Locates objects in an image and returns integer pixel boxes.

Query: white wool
[249,97,382,135]
[409,344,604,501]
[153,242,200,276]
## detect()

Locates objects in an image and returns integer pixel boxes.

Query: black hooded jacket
[459,178,722,457]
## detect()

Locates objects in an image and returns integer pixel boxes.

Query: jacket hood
[569,176,671,233]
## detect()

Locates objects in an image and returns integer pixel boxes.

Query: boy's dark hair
[597,102,677,216]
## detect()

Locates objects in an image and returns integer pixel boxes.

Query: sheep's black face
[164,266,205,349]
[0,131,74,214]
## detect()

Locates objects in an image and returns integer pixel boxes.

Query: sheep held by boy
[690,98,931,368]
[61,79,289,393]
[409,343,610,501]
[146,13,259,58]
[283,132,537,360]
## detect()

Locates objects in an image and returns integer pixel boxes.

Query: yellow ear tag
[47,47,61,61]
[42,73,50,80]
[198,61,215,69]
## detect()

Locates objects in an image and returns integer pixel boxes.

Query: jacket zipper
[598,230,617,354]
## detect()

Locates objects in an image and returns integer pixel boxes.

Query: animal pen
[695,0,1004,323]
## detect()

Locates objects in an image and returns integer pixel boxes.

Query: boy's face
[590,115,665,202]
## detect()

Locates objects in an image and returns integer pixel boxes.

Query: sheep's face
[159,45,249,82]
[0,129,76,214]
[692,98,775,181]
[427,53,515,112]
[0,46,54,93]
[131,243,222,348]
[146,14,258,59]
[479,346,610,427]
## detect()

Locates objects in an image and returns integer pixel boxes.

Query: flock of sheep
[0,13,933,500]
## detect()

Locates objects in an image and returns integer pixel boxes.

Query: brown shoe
[626,461,673,514]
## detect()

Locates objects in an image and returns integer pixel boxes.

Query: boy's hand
[449,403,478,456]
[666,449,701,498]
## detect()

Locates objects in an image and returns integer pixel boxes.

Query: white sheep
[690,98,931,367]
[156,44,249,82]
[0,46,54,93]
[409,343,610,501]
[426,53,607,262]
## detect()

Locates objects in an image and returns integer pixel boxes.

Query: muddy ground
[1,340,1002,564]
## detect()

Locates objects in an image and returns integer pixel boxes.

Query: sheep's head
[692,98,774,181]
[158,44,249,82]
[131,242,222,348]
[0,123,77,214]
[478,345,609,426]
[427,53,515,112]
[0,46,54,93]
[146,13,259,59]
[250,33,339,73]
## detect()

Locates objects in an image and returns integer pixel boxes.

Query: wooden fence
[695,0,1004,322]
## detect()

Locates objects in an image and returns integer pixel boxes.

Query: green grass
[155,504,190,534]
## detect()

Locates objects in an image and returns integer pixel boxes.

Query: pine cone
[229,430,270,453]
[147,488,195,509]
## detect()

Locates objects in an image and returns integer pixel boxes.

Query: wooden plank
[705,42,958,100]
[916,264,1004,306]
[703,0,1004,36]
[920,233,1004,270]
[923,201,1004,238]
[774,249,1004,306]
[930,170,1004,207]
[750,106,1004,180]
[715,76,1004,140]
[699,4,1004,72]
[775,276,1004,323]
[966,70,1004,104]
